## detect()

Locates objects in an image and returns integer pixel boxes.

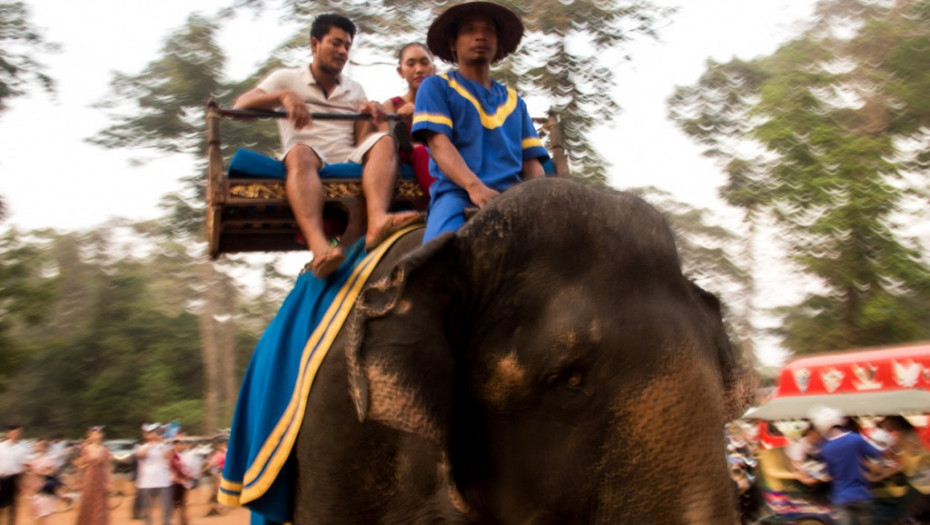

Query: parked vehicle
[104,439,137,475]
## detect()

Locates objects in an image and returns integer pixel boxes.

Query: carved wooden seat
[205,100,569,258]
[205,101,428,258]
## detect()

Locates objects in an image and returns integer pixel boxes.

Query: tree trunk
[219,277,237,426]
[199,260,220,435]
[741,207,758,370]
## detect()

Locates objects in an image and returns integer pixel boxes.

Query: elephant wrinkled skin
[294,177,749,524]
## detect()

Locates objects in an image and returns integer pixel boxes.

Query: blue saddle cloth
[220,239,370,524]
[220,225,421,525]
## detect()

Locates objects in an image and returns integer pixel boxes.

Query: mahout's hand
[465,181,499,208]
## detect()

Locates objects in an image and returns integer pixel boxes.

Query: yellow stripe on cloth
[222,224,422,506]
[218,475,243,506]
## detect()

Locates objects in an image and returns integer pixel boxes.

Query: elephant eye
[545,369,585,391]
[566,370,584,390]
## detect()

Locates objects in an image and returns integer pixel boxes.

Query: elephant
[293,177,750,524]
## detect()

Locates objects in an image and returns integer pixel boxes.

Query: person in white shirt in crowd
[0,425,29,525]
[785,420,827,485]
[45,438,70,474]
[135,424,175,525]
[178,442,204,491]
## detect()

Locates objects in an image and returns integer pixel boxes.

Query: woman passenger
[383,42,436,193]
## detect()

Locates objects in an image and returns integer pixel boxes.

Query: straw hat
[426,2,524,63]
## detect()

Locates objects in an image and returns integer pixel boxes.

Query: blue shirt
[411,71,549,198]
[819,431,883,505]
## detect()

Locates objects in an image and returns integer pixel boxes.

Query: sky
[0,0,824,366]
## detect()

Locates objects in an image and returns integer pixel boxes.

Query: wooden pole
[206,99,225,258]
[546,110,570,177]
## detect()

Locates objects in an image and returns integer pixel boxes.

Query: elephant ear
[346,232,464,445]
[690,282,756,420]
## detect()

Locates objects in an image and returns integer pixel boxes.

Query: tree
[0,1,57,215]
[0,228,52,390]
[668,0,930,355]
[91,13,279,209]
[0,218,267,437]
[0,1,55,114]
[89,15,282,430]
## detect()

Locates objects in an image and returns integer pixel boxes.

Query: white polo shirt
[135,442,173,489]
[257,64,369,162]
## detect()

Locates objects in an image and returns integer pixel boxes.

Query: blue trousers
[423,182,519,243]
[423,190,471,242]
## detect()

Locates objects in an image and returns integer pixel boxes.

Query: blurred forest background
[1,0,929,437]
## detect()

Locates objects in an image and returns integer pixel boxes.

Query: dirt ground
[16,476,250,525]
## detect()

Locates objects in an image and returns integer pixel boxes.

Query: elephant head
[346,178,748,524]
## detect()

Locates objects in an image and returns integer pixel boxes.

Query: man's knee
[283,145,322,177]
[363,134,396,164]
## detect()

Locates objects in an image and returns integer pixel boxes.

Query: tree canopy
[0,1,56,220]
[0,220,274,437]
[0,1,55,114]
[668,0,930,354]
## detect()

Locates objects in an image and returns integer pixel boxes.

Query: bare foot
[364,212,423,251]
[300,245,346,279]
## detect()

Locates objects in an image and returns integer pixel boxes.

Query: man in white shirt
[136,424,174,525]
[0,425,28,525]
[234,13,418,279]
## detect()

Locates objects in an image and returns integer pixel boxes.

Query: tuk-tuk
[743,341,930,524]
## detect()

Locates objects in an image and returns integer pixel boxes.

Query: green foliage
[668,0,930,355]
[0,229,53,388]
[0,1,56,114]
[90,14,225,154]
[90,13,281,234]
[155,400,205,433]
[0,220,268,438]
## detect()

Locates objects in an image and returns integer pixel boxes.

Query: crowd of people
[0,423,228,525]
[727,410,930,525]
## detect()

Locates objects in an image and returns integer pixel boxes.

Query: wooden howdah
[205,100,568,259]
[205,101,428,259]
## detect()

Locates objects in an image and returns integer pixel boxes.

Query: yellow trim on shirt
[522,137,543,149]
[442,74,518,130]
[413,112,453,128]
